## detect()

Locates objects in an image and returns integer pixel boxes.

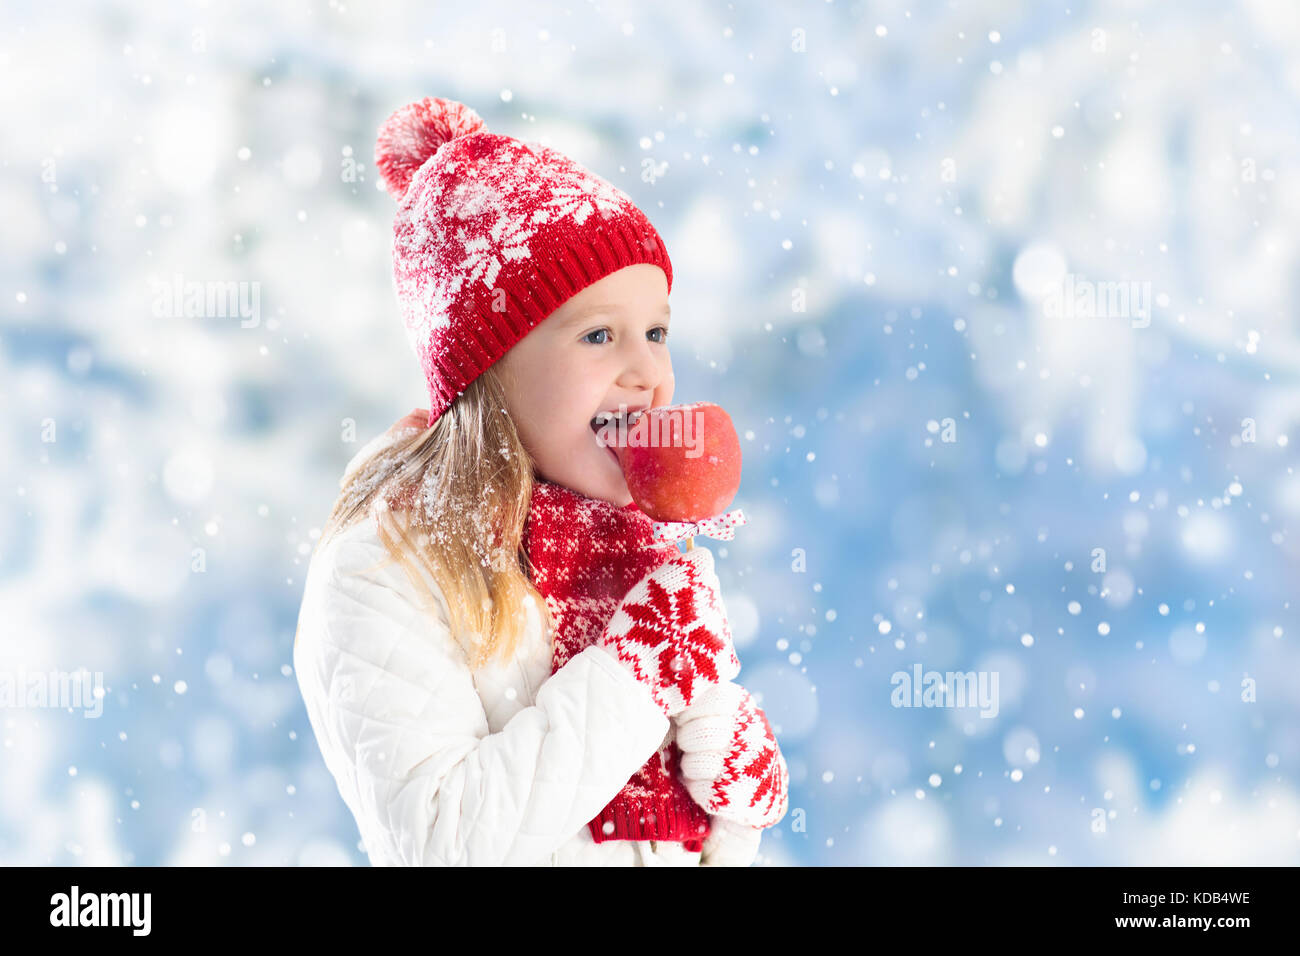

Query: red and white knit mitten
[675,680,789,828]
[596,546,741,719]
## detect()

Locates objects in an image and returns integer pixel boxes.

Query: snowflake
[619,574,727,706]
[500,139,629,227]
[457,208,549,289]
[546,178,628,226]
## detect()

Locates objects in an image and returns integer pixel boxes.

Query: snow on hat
[374,97,674,428]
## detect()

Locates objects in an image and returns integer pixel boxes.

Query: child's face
[496,264,674,507]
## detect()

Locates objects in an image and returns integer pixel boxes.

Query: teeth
[591,409,645,426]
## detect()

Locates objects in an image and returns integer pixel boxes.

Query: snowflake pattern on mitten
[598,550,741,718]
[675,682,789,828]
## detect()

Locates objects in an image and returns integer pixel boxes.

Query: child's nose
[616,338,664,390]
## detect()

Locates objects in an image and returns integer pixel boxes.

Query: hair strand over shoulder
[317,365,554,672]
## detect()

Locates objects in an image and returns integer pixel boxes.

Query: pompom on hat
[374,97,674,428]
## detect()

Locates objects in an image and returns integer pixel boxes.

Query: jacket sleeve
[699,816,764,867]
[294,521,672,866]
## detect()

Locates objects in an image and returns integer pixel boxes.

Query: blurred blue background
[3,0,1300,866]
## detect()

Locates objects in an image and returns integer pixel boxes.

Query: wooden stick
[686,536,695,551]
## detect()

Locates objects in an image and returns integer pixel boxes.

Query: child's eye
[581,327,670,345]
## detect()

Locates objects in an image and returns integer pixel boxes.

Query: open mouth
[590,408,646,467]
[590,408,647,449]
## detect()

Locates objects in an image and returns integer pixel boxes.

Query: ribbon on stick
[650,508,748,545]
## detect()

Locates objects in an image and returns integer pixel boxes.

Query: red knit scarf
[522,478,712,852]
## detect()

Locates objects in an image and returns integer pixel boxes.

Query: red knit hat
[374,97,675,428]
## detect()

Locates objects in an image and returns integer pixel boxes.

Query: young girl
[293,97,789,866]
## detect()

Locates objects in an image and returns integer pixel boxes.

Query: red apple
[614,401,742,522]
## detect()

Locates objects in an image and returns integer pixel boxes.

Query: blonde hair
[318,364,554,672]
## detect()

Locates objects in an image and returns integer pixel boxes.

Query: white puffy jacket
[292,434,765,867]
